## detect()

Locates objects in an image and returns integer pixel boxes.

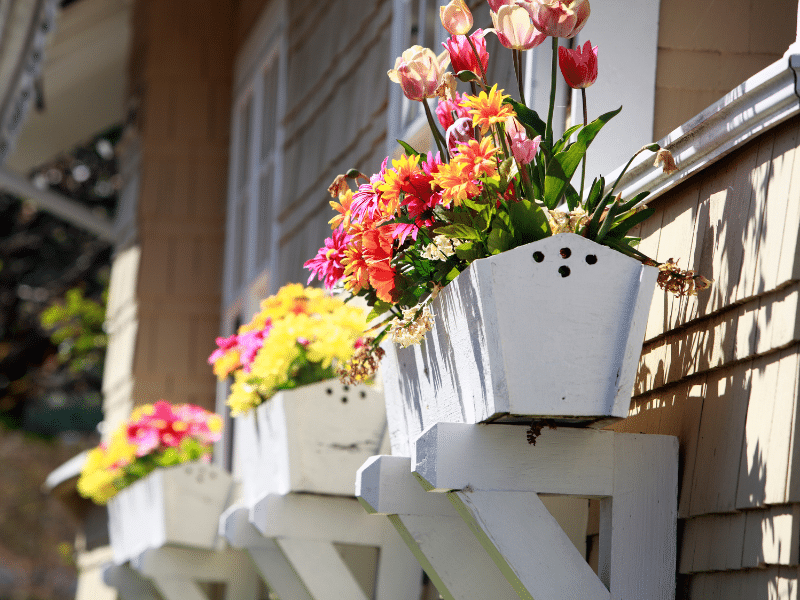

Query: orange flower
[329,189,354,231]
[432,160,482,207]
[378,154,421,213]
[461,85,516,135]
[452,136,499,180]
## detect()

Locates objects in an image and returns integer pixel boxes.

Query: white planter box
[381,233,658,456]
[108,462,233,564]
[236,379,387,501]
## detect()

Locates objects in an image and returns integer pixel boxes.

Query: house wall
[653,0,798,140]
[583,112,800,597]
[118,0,235,411]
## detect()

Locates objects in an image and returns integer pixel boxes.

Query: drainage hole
[326,387,333,395]
[360,391,367,398]
[560,247,571,259]
[343,385,350,391]
[341,396,349,404]
[585,254,597,265]
[532,251,545,263]
[558,265,571,277]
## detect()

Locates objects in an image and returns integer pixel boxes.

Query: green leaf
[584,177,605,214]
[564,182,581,212]
[397,140,420,156]
[553,124,583,154]
[434,223,482,240]
[487,222,512,254]
[455,241,482,263]
[507,199,550,245]
[605,207,656,239]
[504,99,546,139]
[457,70,480,82]
[595,197,623,242]
[366,299,392,323]
[445,267,461,283]
[543,107,622,209]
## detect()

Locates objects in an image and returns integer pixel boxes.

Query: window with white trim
[217,1,287,472]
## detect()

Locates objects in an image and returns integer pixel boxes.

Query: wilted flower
[492,4,547,50]
[440,0,473,36]
[388,46,450,102]
[558,40,598,89]
[654,148,678,174]
[390,305,436,347]
[422,235,462,261]
[336,338,385,384]
[528,0,590,39]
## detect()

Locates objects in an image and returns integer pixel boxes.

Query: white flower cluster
[421,235,462,261]
[390,305,435,347]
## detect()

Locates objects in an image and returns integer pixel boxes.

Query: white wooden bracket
[221,504,314,600]
[102,562,161,600]
[129,546,261,600]
[250,492,423,600]
[357,423,678,600]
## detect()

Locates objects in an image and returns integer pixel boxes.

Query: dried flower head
[546,207,588,234]
[328,174,350,198]
[337,338,386,385]
[390,305,435,347]
[654,149,678,174]
[653,259,713,296]
[422,235,462,261]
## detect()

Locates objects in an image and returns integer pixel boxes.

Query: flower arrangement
[209,283,371,415]
[76,402,222,505]
[305,0,710,381]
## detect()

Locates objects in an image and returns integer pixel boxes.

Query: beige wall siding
[276,0,391,287]
[601,113,800,595]
[123,0,235,410]
[654,0,798,140]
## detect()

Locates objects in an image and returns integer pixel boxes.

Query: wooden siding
[653,0,797,141]
[276,0,391,287]
[588,113,800,598]
[124,0,236,410]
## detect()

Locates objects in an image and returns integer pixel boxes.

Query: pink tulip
[388,46,450,101]
[436,92,470,130]
[487,0,514,10]
[558,40,597,88]
[443,29,489,76]
[440,0,473,36]
[506,118,541,164]
[527,0,590,39]
[492,4,547,50]
[446,117,477,155]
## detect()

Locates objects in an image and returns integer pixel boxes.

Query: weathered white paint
[131,547,260,600]
[382,234,658,456]
[106,462,233,565]
[102,563,160,600]
[410,423,678,600]
[248,379,387,498]
[251,492,423,600]
[357,455,523,600]
[220,505,314,600]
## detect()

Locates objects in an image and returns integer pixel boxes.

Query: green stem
[422,98,448,159]
[609,146,648,197]
[513,49,526,106]
[545,36,558,147]
[580,87,587,201]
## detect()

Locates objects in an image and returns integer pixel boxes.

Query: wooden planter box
[107,462,233,564]
[381,233,658,456]
[236,379,387,501]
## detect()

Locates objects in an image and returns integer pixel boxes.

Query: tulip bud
[557,40,598,88]
[505,117,541,165]
[492,4,547,51]
[527,0,590,39]
[388,46,451,102]
[440,0,473,36]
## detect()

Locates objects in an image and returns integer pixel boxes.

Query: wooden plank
[690,364,751,516]
[276,539,370,600]
[371,531,426,600]
[737,134,775,302]
[386,513,522,600]
[742,506,800,568]
[737,354,781,509]
[783,347,800,502]
[412,423,615,497]
[755,120,800,296]
[607,433,678,600]
[102,564,161,600]
[766,284,800,353]
[150,578,208,600]
[765,350,800,504]
[451,490,610,600]
[637,204,665,342]
[248,547,314,600]
[775,124,800,286]
[734,300,760,361]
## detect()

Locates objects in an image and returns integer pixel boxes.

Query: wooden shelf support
[249,492,423,600]
[411,423,678,600]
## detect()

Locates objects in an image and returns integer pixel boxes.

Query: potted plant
[305,0,710,454]
[209,283,386,501]
[77,401,231,564]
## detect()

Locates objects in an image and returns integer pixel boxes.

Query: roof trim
[608,53,800,204]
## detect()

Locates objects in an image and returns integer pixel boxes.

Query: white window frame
[216,0,288,472]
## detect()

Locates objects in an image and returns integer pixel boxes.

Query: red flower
[443,29,489,76]
[558,40,597,89]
